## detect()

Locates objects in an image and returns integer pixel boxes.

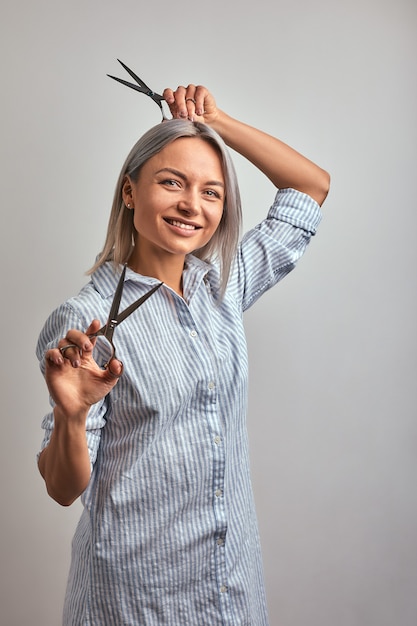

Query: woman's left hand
[163,84,219,126]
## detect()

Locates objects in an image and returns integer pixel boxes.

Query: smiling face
[123,137,225,271]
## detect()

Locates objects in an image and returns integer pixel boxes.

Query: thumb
[106,358,124,380]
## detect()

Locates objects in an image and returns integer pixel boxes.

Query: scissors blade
[115,282,163,325]
[107,74,146,94]
[94,281,163,337]
[108,60,165,103]
[99,264,127,342]
[116,59,150,91]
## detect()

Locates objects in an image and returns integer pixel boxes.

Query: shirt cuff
[268,188,322,235]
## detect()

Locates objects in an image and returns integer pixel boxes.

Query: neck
[128,246,185,296]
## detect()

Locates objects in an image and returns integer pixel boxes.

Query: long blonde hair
[89,120,242,295]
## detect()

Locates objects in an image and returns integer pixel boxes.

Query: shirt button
[217,537,224,546]
[190,330,197,337]
[215,488,223,498]
[220,585,228,593]
[214,435,221,445]
[208,381,215,390]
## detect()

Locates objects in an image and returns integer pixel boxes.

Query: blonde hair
[89,120,242,296]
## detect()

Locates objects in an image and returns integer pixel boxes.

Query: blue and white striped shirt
[37,188,321,626]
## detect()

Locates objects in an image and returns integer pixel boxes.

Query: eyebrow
[155,167,225,189]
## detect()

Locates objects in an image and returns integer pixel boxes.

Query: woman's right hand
[45,319,123,420]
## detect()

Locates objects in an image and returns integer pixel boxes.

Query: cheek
[212,206,225,232]
[202,211,223,245]
[132,203,153,230]
[132,213,150,240]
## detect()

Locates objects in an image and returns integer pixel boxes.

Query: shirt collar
[91,256,215,301]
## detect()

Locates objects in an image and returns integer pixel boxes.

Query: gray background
[1,0,416,624]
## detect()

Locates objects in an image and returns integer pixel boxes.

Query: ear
[122,176,134,207]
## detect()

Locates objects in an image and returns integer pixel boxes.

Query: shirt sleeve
[36,299,108,471]
[227,188,322,311]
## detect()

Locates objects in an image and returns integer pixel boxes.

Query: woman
[37,83,329,625]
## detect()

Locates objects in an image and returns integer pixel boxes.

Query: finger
[163,87,175,107]
[106,358,123,379]
[184,84,197,120]
[59,344,79,357]
[194,85,209,117]
[162,87,176,119]
[85,319,101,350]
[65,329,94,353]
[46,348,64,367]
[57,340,81,368]
[85,319,102,336]
[173,85,188,118]
[58,329,92,369]
[163,86,181,119]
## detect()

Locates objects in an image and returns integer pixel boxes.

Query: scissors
[61,265,163,369]
[90,264,163,367]
[107,59,169,121]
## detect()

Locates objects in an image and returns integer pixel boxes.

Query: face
[123,137,225,264]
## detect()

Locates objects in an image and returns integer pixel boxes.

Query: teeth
[169,220,196,230]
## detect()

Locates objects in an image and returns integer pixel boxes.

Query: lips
[164,218,201,231]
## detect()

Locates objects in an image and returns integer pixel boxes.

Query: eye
[160,179,180,188]
[204,189,222,199]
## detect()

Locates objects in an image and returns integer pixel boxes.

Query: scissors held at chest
[61,265,163,368]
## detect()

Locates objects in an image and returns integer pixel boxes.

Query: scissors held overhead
[107,59,169,120]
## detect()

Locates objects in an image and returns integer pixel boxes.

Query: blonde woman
[37,83,329,625]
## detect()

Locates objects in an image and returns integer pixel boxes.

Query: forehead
[145,137,224,177]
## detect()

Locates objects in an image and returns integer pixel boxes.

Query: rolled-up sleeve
[36,300,108,470]
[229,188,322,311]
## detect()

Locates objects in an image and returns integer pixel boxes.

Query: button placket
[212,445,228,606]
[176,295,231,615]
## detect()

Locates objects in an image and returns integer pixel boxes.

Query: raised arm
[163,85,330,206]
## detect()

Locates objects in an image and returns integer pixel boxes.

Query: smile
[164,218,201,231]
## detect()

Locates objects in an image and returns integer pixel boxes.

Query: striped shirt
[37,188,321,626]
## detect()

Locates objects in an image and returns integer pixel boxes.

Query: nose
[177,188,200,216]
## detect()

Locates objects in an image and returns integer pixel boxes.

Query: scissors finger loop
[60,344,77,356]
